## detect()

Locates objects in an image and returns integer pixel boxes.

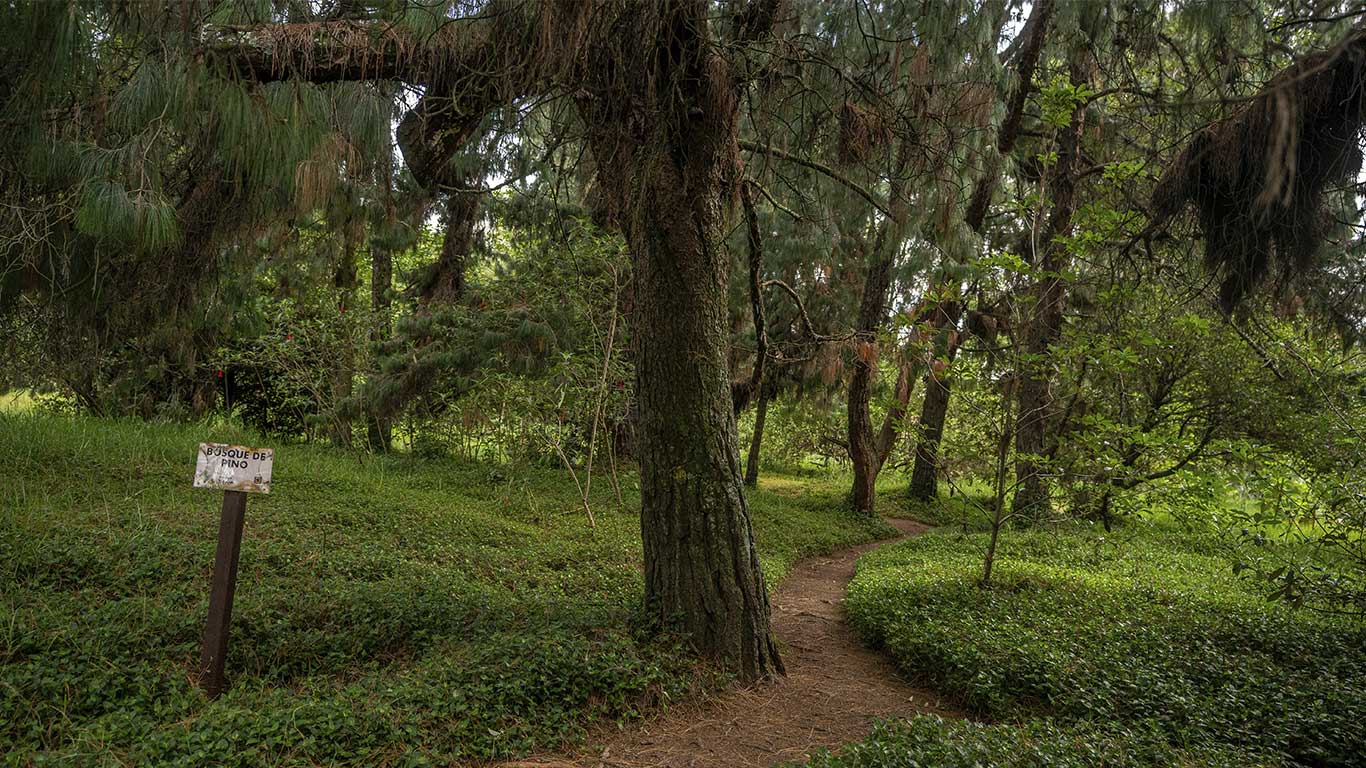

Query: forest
[1,0,1365,766]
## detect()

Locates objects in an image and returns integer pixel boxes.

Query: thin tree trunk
[740,182,769,489]
[582,266,621,510]
[847,242,893,515]
[847,139,913,516]
[330,225,360,448]
[734,181,768,415]
[908,0,1054,503]
[1012,53,1093,521]
[745,386,768,487]
[983,384,1015,586]
[366,242,393,451]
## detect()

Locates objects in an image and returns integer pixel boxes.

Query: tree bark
[579,3,782,680]
[847,136,913,516]
[1012,53,1092,521]
[908,0,1053,503]
[625,133,782,681]
[419,190,479,304]
[909,307,960,500]
[329,225,360,448]
[740,182,768,488]
[366,241,393,451]
[745,386,768,487]
[201,0,784,682]
[847,243,893,516]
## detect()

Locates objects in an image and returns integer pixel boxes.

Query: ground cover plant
[826,520,1366,767]
[0,413,891,765]
[3,1,1366,765]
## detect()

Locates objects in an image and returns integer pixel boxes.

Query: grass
[819,517,1366,767]
[0,412,893,766]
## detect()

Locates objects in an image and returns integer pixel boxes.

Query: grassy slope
[0,414,892,766]
[813,519,1366,767]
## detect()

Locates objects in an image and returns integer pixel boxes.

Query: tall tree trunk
[628,159,782,681]
[329,227,360,448]
[908,0,1054,503]
[909,312,959,500]
[202,0,786,682]
[847,244,893,516]
[1012,53,1092,521]
[745,386,768,487]
[740,182,768,488]
[366,242,393,451]
[582,2,782,680]
[847,138,912,516]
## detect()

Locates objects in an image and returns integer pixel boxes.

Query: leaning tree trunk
[420,189,479,305]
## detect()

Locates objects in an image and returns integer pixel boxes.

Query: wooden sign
[193,442,274,699]
[194,443,273,494]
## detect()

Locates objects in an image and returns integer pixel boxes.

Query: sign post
[192,443,273,699]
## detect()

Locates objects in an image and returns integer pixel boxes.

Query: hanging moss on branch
[1151,28,1366,314]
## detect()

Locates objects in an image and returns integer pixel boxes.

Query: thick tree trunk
[203,0,785,683]
[629,165,782,680]
[580,3,781,681]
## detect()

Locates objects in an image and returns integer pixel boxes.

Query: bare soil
[500,517,957,768]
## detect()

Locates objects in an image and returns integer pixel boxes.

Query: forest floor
[0,412,896,765]
[505,517,960,768]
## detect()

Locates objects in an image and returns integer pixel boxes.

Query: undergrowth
[0,413,891,766]
[824,520,1366,767]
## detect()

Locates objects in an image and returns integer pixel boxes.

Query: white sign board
[194,443,273,494]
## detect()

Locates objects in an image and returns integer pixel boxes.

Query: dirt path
[504,518,957,768]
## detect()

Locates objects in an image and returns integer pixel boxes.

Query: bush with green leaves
[840,523,1366,766]
[802,717,1271,768]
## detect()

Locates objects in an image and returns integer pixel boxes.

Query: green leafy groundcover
[832,524,1366,767]
[0,414,892,766]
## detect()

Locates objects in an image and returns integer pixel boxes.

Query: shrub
[842,524,1366,766]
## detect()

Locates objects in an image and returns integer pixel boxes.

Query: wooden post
[200,490,247,699]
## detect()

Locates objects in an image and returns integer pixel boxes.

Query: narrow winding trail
[506,518,958,768]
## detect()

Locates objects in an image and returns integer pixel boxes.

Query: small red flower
[216,370,224,379]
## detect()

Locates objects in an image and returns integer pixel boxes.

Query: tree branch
[737,139,892,218]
